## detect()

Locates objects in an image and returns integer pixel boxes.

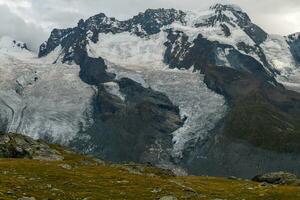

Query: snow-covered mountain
[1,4,300,177]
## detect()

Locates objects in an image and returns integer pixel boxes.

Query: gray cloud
[0,0,299,51]
[0,4,47,51]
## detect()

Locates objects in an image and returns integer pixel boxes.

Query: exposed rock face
[0,132,63,161]
[164,32,276,76]
[202,65,300,152]
[74,49,115,85]
[286,33,300,64]
[165,32,300,153]
[71,78,183,164]
[198,4,268,45]
[38,8,186,61]
[253,171,299,185]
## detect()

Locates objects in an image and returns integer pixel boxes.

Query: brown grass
[0,147,299,200]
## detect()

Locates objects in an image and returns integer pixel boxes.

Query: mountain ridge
[0,3,300,178]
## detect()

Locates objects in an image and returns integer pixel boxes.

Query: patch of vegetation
[0,145,300,199]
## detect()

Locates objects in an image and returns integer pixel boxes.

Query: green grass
[0,146,300,199]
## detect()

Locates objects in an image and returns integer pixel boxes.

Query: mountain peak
[210,3,243,12]
[287,32,300,41]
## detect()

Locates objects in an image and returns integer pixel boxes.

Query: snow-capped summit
[287,32,300,41]
[210,3,243,12]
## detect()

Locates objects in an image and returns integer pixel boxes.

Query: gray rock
[59,164,72,170]
[0,133,63,161]
[18,197,36,200]
[7,190,16,195]
[159,196,178,200]
[151,187,162,193]
[252,171,299,185]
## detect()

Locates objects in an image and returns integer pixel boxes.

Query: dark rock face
[129,8,186,36]
[202,65,300,153]
[38,8,185,61]
[197,4,267,45]
[0,132,63,161]
[182,133,300,178]
[164,32,274,77]
[39,28,73,58]
[12,40,28,50]
[235,42,277,74]
[164,30,300,154]
[71,78,183,164]
[74,49,115,85]
[287,33,300,65]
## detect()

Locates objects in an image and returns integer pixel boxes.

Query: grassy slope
[0,146,300,200]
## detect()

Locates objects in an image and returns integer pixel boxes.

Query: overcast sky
[0,0,300,51]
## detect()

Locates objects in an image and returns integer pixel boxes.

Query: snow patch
[103,82,125,101]
[87,32,168,70]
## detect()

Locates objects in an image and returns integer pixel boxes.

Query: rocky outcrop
[202,65,300,153]
[253,171,300,185]
[71,78,183,164]
[164,32,277,76]
[164,29,300,154]
[0,132,63,161]
[199,4,267,45]
[286,33,300,65]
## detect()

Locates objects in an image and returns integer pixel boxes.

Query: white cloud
[0,0,299,51]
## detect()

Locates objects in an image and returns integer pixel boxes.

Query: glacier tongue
[261,35,297,75]
[89,31,227,158]
[107,63,227,158]
[0,52,95,143]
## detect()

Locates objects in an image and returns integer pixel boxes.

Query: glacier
[0,36,95,143]
[87,32,227,158]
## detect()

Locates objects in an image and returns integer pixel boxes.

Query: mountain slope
[1,4,300,178]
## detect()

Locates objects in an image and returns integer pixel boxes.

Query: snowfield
[261,35,297,75]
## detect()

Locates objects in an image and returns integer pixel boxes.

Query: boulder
[252,171,299,185]
[0,132,63,161]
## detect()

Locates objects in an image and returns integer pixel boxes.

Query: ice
[87,32,168,70]
[261,35,297,75]
[0,46,95,144]
[277,68,300,93]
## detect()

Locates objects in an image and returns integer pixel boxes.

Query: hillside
[0,133,300,200]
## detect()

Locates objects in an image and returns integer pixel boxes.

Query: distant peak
[0,36,28,51]
[287,32,300,40]
[210,3,243,12]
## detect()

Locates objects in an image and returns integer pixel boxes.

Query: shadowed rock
[0,132,63,161]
